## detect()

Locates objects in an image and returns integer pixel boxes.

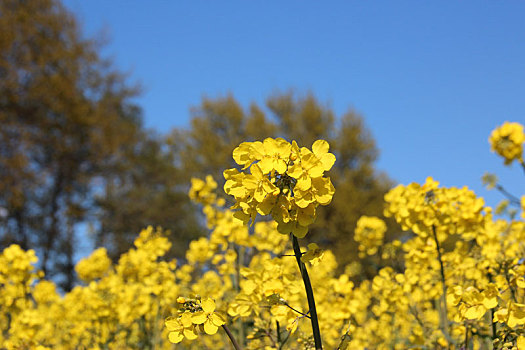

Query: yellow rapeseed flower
[224,137,335,238]
[489,121,525,165]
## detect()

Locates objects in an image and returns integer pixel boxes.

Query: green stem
[279,329,292,350]
[276,321,281,345]
[495,184,521,205]
[235,245,246,346]
[487,272,497,340]
[502,264,518,303]
[222,324,243,350]
[490,308,497,339]
[291,234,323,349]
[464,323,469,349]
[431,225,451,343]
[264,327,277,348]
[284,302,311,318]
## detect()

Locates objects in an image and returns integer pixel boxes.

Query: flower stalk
[431,225,452,343]
[222,324,243,350]
[292,234,323,349]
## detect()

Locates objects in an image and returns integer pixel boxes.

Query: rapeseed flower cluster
[489,121,525,165]
[224,138,335,238]
[165,297,226,343]
[75,247,112,282]
[384,176,486,241]
[354,216,387,257]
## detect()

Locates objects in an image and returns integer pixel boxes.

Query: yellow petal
[257,193,277,215]
[277,221,293,235]
[463,305,486,320]
[168,331,184,343]
[320,153,335,170]
[238,304,251,316]
[211,312,226,326]
[482,296,498,309]
[517,335,525,349]
[251,163,263,178]
[287,163,303,179]
[204,321,219,335]
[180,312,193,327]
[259,157,274,174]
[223,168,240,180]
[191,311,207,324]
[292,223,308,238]
[297,204,316,227]
[232,142,254,167]
[307,243,319,250]
[312,140,329,155]
[184,327,198,340]
[509,304,525,327]
[165,317,182,331]
[493,308,508,323]
[243,280,257,294]
[275,159,288,174]
[295,176,312,192]
[201,298,216,313]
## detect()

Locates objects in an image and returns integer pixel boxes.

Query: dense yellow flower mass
[75,247,112,282]
[224,138,336,238]
[489,121,525,165]
[2,126,525,350]
[354,216,387,257]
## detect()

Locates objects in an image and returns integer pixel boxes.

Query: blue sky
[64,0,525,209]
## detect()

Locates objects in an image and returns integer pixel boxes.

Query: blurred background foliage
[0,0,399,290]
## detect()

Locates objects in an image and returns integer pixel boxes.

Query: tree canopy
[0,0,141,290]
[169,92,397,270]
[0,0,397,287]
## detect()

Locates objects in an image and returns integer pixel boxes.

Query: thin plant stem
[464,323,469,349]
[236,245,246,346]
[276,321,281,345]
[291,234,323,349]
[495,184,521,206]
[431,225,452,343]
[279,329,292,350]
[264,328,277,348]
[487,272,497,340]
[491,308,497,340]
[284,302,311,318]
[504,266,518,303]
[222,324,243,350]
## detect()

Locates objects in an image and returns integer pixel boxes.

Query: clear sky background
[64,0,525,209]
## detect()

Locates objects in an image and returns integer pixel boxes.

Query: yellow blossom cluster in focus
[224,138,335,238]
[165,297,226,343]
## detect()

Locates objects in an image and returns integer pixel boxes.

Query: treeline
[0,0,396,290]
